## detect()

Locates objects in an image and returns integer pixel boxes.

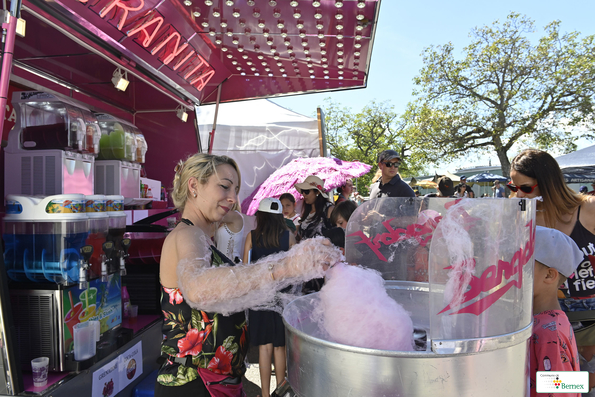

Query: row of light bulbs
[184,0,367,8]
[181,0,366,81]
[186,0,367,24]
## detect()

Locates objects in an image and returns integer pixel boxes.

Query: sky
[270,0,595,174]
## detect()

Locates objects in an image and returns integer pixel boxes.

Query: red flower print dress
[157,246,248,387]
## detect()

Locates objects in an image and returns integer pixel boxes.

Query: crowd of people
[154,147,595,397]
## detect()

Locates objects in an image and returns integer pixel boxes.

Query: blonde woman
[156,153,342,397]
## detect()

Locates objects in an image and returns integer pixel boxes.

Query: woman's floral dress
[157,246,248,387]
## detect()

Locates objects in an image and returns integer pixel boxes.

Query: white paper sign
[119,341,143,389]
[92,341,143,397]
[92,357,119,397]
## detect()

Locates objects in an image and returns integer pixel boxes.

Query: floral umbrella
[241,157,372,215]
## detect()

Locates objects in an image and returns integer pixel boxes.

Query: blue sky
[271,0,595,173]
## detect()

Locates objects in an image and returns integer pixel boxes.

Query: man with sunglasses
[369,149,415,199]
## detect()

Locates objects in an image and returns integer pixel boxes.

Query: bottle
[122,285,130,318]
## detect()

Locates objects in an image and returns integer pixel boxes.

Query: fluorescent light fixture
[112,68,129,91]
[176,105,189,122]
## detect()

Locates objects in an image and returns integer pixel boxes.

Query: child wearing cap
[530,226,583,397]
[243,197,295,397]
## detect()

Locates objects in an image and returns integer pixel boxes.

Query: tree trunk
[497,148,512,178]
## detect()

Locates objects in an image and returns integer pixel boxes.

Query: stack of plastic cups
[84,195,109,279]
[105,195,126,274]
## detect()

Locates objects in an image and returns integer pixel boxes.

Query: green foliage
[322,99,427,196]
[408,12,595,176]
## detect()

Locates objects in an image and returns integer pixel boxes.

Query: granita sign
[75,0,215,92]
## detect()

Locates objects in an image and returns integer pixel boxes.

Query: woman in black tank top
[510,149,595,299]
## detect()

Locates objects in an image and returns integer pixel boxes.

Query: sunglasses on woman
[301,189,312,195]
[383,161,401,168]
[506,181,538,194]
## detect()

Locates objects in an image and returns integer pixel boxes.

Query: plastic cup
[129,305,138,325]
[31,357,49,388]
[78,304,96,322]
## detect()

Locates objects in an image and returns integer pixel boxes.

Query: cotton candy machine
[282,197,536,397]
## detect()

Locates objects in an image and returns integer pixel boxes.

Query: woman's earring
[193,191,197,198]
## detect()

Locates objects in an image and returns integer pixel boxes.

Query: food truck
[0,0,382,396]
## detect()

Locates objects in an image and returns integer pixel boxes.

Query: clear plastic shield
[345,197,440,281]
[428,197,535,343]
[345,197,535,343]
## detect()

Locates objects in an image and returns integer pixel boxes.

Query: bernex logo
[536,371,589,393]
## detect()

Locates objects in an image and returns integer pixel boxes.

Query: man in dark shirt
[455,175,475,198]
[369,149,415,199]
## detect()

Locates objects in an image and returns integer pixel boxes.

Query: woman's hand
[276,237,343,279]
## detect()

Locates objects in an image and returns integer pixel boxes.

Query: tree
[407,13,595,177]
[322,99,426,195]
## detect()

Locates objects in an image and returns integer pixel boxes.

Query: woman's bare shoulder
[581,195,595,215]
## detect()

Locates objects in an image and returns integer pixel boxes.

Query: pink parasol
[241,157,372,215]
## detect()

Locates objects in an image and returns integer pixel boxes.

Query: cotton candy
[312,263,414,351]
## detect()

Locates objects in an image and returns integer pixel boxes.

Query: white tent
[196,99,322,203]
[555,144,595,183]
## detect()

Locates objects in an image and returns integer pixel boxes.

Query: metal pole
[207,83,222,154]
[0,10,17,140]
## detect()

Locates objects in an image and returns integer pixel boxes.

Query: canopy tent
[466,173,508,197]
[197,99,321,203]
[467,173,508,185]
[433,171,460,183]
[415,179,438,189]
[556,145,595,183]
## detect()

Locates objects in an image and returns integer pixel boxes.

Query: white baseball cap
[534,226,584,277]
[258,197,283,214]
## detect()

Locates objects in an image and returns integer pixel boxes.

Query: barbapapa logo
[536,371,588,393]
